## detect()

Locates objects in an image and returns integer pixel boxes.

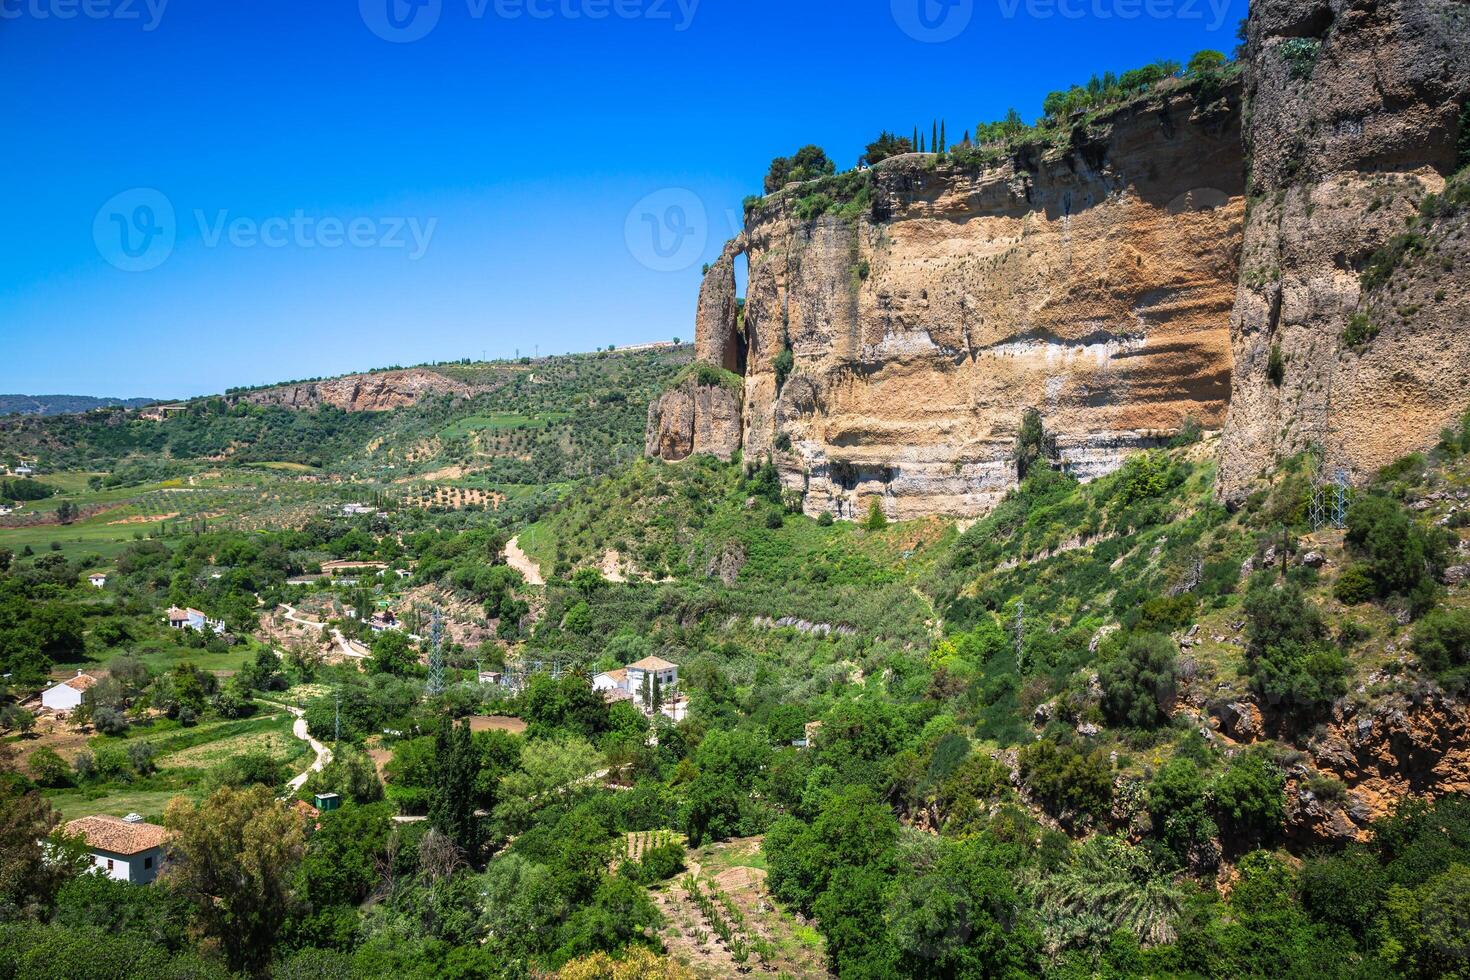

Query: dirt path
[261,700,332,792]
[504,536,544,585]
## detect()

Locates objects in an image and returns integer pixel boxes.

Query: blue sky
[0,0,1246,398]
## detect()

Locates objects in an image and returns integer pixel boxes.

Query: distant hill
[0,394,158,417]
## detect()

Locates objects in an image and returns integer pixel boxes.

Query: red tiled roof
[65,815,168,855]
[627,656,677,671]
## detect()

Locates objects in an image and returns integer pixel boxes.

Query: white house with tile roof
[64,814,168,884]
[40,671,99,713]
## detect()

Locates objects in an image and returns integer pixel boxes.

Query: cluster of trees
[762,145,835,193]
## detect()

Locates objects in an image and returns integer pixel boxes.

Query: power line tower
[1013,601,1026,671]
[426,607,445,696]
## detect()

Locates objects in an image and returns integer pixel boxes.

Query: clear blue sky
[0,0,1246,399]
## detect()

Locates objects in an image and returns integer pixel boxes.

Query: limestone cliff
[644,368,743,462]
[237,369,478,412]
[1218,0,1470,500]
[654,81,1247,519]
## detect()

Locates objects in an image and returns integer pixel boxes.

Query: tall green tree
[429,715,481,859]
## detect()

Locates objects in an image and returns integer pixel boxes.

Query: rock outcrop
[650,0,1469,519]
[644,371,743,462]
[1218,0,1470,500]
[655,81,1246,519]
[237,369,478,413]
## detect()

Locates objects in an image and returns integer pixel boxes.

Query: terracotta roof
[65,815,168,855]
[599,668,628,683]
[626,656,677,671]
[47,671,99,693]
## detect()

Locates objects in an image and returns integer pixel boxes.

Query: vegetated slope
[517,454,944,667]
[0,394,157,417]
[0,347,690,482]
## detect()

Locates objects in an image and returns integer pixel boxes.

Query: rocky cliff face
[1218,0,1470,500]
[653,82,1246,519]
[651,0,1470,519]
[644,371,743,462]
[237,369,478,412]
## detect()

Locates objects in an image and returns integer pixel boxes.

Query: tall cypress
[940,120,947,152]
[429,715,481,858]
[913,125,919,151]
[932,120,938,154]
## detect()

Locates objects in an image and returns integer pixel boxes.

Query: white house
[87,573,108,589]
[40,671,98,713]
[341,503,377,516]
[626,655,678,694]
[166,606,224,632]
[594,656,684,718]
[64,814,168,884]
[13,465,33,477]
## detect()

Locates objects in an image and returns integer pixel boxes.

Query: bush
[1413,608,1470,679]
[1212,751,1285,846]
[1334,563,1376,605]
[1267,344,1286,386]
[861,499,888,531]
[1343,312,1379,349]
[1099,632,1178,729]
[1344,494,1445,615]
[817,512,834,527]
[1017,740,1114,820]
[27,746,72,787]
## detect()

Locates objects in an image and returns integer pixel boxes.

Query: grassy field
[439,412,570,439]
[35,707,306,823]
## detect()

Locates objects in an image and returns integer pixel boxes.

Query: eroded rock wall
[1218,0,1470,500]
[695,84,1246,520]
[238,369,478,412]
[644,374,743,462]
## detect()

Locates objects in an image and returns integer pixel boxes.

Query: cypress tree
[932,120,938,153]
[940,120,947,152]
[913,125,919,151]
[429,715,481,858]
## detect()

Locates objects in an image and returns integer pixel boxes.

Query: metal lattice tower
[1332,468,1352,529]
[1013,602,1026,671]
[426,607,445,696]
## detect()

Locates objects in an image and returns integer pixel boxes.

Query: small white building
[626,656,679,693]
[41,671,98,713]
[595,657,683,718]
[64,814,168,884]
[13,465,34,477]
[166,606,225,632]
[341,503,377,516]
[87,573,108,589]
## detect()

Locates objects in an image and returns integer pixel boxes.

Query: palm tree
[1031,835,1188,954]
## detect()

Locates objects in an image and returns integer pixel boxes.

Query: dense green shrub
[1413,607,1470,688]
[1098,632,1178,729]
[1018,740,1114,819]
[1212,752,1285,847]
[1333,562,1376,604]
[1342,312,1379,349]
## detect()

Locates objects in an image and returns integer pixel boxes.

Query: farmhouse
[40,671,98,713]
[87,572,108,588]
[64,814,168,884]
[166,606,225,632]
[593,656,686,719]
